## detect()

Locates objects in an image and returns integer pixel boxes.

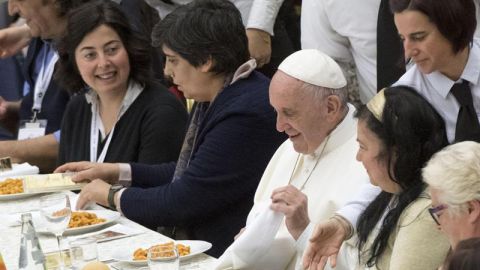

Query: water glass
[147,246,179,270]
[69,238,98,270]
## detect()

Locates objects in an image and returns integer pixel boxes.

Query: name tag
[18,119,48,140]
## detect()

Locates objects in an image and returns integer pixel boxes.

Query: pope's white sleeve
[246,0,284,35]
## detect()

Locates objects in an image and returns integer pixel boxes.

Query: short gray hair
[423,141,480,214]
[299,81,348,107]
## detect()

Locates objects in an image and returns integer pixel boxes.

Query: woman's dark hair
[151,0,250,76]
[55,0,152,93]
[355,86,448,267]
[389,0,476,53]
[444,238,480,270]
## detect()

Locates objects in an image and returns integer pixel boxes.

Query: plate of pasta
[0,178,39,200]
[111,240,212,265]
[33,210,120,235]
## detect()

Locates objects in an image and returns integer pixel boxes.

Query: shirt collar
[85,79,144,111]
[426,40,480,98]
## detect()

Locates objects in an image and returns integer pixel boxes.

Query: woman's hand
[302,218,348,270]
[76,179,111,210]
[55,161,120,184]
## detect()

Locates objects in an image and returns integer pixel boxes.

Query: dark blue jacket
[20,38,70,134]
[121,71,286,257]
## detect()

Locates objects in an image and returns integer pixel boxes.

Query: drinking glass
[39,194,71,269]
[147,245,179,270]
[69,238,98,270]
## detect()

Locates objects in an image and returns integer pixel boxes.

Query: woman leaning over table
[55,0,285,257]
[55,0,187,166]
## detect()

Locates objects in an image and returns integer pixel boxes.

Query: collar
[85,80,144,110]
[425,40,480,98]
[230,59,257,85]
[309,103,357,158]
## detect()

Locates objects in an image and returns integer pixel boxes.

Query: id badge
[17,119,48,140]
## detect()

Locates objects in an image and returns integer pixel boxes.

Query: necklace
[288,135,331,190]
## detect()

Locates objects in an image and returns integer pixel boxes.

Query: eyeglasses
[428,204,448,225]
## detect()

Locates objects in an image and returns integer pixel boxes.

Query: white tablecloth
[0,191,217,270]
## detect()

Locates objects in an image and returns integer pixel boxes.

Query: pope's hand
[246,28,271,68]
[270,185,310,240]
[55,161,120,184]
[302,218,348,270]
[76,179,111,210]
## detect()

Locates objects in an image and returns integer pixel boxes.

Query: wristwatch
[108,184,123,210]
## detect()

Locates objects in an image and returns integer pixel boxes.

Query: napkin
[214,202,291,269]
[0,163,39,179]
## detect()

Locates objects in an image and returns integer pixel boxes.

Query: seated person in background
[55,1,186,165]
[55,0,285,257]
[422,141,480,249]
[305,87,450,270]
[443,237,480,270]
[218,49,371,270]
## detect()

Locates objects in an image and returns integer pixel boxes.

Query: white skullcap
[278,49,347,89]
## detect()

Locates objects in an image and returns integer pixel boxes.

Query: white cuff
[246,0,284,36]
[118,163,132,187]
[295,222,314,254]
[115,188,126,215]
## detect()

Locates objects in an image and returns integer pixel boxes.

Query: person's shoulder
[398,194,432,225]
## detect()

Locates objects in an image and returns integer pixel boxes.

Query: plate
[33,210,120,235]
[111,240,212,265]
[0,192,41,201]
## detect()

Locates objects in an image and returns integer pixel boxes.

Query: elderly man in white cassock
[215,49,373,270]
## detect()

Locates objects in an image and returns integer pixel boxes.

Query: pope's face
[269,71,331,155]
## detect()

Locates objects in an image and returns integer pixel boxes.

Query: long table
[0,191,217,270]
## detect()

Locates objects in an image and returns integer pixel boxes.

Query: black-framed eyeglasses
[428,204,448,225]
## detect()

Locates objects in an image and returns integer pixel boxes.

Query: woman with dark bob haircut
[56,0,285,257]
[390,0,480,143]
[54,0,187,165]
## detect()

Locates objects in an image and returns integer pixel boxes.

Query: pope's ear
[325,94,342,116]
[467,200,480,223]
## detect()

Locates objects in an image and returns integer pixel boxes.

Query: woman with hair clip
[304,86,450,269]
[55,0,187,165]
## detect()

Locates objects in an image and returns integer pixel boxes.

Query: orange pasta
[68,211,106,228]
[0,178,23,195]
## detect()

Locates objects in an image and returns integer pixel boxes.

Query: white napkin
[214,202,287,269]
[0,162,39,179]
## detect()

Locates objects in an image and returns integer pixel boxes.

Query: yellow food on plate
[0,178,23,195]
[132,242,191,260]
[68,211,106,228]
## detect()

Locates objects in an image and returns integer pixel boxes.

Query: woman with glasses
[423,141,480,249]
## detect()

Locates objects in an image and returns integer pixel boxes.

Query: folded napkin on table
[0,163,39,179]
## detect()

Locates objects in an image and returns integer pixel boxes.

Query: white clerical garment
[237,104,369,270]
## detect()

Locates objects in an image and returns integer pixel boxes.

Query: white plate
[33,210,120,235]
[111,240,212,265]
[0,192,41,201]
